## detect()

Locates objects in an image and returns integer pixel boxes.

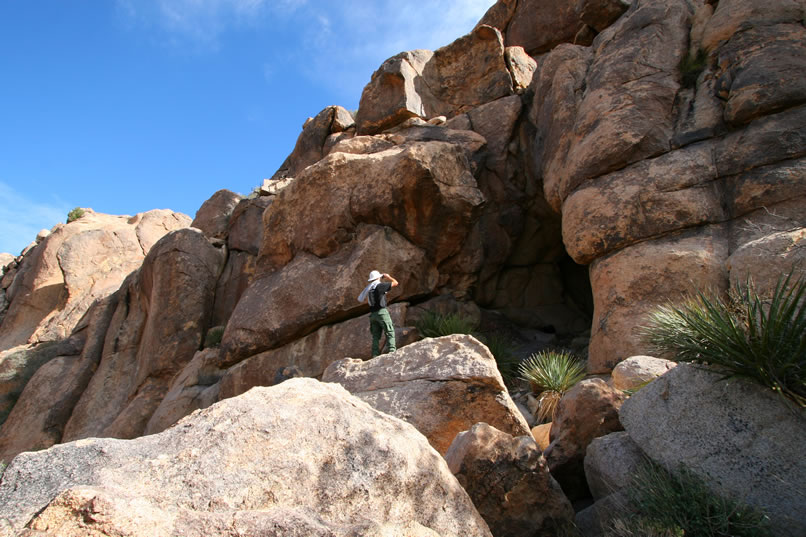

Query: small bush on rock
[607,460,772,537]
[203,326,226,349]
[679,48,707,88]
[66,207,85,223]
[641,272,806,407]
[518,350,586,422]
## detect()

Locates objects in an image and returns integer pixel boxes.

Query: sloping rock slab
[0,379,491,537]
[322,335,530,454]
[620,363,806,537]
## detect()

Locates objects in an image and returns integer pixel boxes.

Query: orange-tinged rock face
[0,209,190,351]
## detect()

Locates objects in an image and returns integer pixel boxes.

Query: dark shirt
[368,282,392,312]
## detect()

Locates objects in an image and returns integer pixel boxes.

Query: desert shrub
[415,310,476,338]
[66,207,85,223]
[517,350,586,422]
[680,47,707,88]
[607,460,772,537]
[478,332,519,380]
[203,326,226,349]
[640,272,806,407]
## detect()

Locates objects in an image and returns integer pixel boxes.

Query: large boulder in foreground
[323,335,531,454]
[0,379,491,537]
[445,422,575,537]
[620,363,806,537]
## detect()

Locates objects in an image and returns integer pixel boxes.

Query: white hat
[368,270,382,282]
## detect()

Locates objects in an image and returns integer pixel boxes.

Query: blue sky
[0,0,494,256]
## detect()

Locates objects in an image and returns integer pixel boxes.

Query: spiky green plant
[640,272,806,407]
[518,350,586,422]
[607,460,772,537]
[415,310,476,338]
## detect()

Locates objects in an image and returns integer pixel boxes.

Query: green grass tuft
[680,48,707,88]
[640,271,806,407]
[607,460,772,537]
[477,332,519,380]
[415,310,477,338]
[203,326,226,349]
[517,350,586,422]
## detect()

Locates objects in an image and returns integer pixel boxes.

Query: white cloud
[300,0,496,100]
[0,182,72,256]
[116,0,496,99]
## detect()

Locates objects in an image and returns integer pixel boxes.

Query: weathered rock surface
[504,0,592,54]
[610,355,677,392]
[535,0,691,213]
[356,25,512,134]
[62,228,224,441]
[620,363,806,537]
[323,335,531,454]
[531,422,552,451]
[0,336,84,427]
[190,189,242,240]
[221,141,483,365]
[0,379,492,537]
[272,105,355,179]
[222,225,436,366]
[445,422,575,537]
[218,303,414,400]
[146,303,419,436]
[544,378,626,500]
[0,209,190,351]
[583,431,644,501]
[259,143,483,273]
[574,490,630,537]
[588,228,729,372]
[142,348,221,436]
[226,196,272,255]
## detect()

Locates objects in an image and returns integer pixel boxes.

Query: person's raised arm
[383,273,399,287]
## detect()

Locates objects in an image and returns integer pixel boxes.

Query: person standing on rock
[357,270,399,356]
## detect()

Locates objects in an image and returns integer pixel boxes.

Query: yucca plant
[640,271,806,407]
[607,460,772,537]
[415,310,476,338]
[518,350,586,422]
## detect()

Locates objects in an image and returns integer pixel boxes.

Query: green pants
[369,309,396,357]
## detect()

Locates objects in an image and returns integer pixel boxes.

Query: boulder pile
[1,0,804,534]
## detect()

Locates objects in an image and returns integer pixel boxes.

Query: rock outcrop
[0,379,492,537]
[60,228,224,442]
[620,363,806,537]
[0,209,189,351]
[220,140,484,365]
[1,6,804,536]
[323,335,531,454]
